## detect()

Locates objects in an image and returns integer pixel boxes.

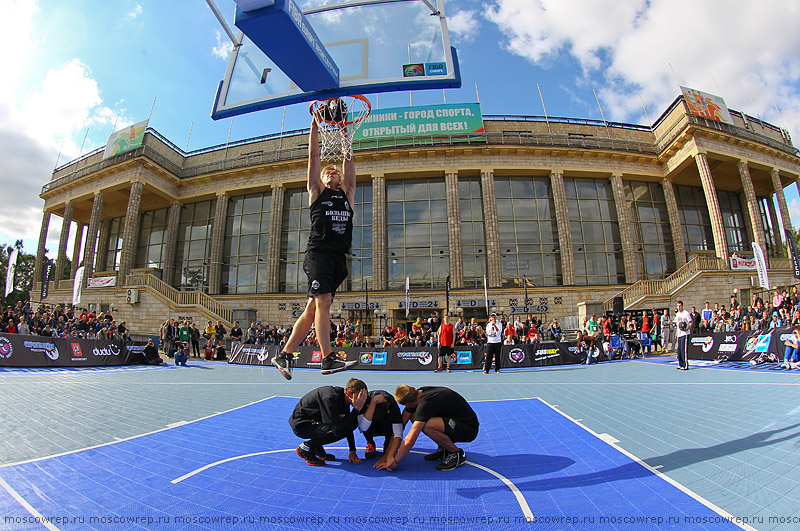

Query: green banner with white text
[354,103,484,140]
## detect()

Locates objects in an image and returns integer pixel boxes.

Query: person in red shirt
[436,314,455,373]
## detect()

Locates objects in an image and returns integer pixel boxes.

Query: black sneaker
[314,447,336,461]
[436,449,466,471]
[271,352,293,380]
[364,442,376,459]
[296,445,325,466]
[320,355,358,375]
[424,447,445,461]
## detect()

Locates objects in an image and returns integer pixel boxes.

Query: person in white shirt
[673,300,692,370]
[484,313,503,373]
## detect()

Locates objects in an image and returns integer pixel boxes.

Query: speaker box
[612,296,624,314]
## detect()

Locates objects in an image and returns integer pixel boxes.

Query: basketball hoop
[309,95,371,162]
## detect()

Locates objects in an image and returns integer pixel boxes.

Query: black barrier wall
[686,328,793,361]
[0,333,137,367]
[229,342,583,371]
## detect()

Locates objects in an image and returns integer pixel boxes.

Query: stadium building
[33,95,800,336]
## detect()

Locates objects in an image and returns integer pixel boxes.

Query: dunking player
[378,385,479,471]
[272,109,358,379]
[289,378,368,466]
[357,389,404,469]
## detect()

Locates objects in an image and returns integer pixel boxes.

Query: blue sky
[1,0,798,257]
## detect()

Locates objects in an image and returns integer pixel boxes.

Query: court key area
[1,359,799,530]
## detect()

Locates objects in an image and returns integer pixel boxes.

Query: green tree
[0,240,36,308]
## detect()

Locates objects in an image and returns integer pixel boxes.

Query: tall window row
[495,176,560,287]
[223,193,272,294]
[101,179,753,291]
[624,181,676,280]
[565,178,624,285]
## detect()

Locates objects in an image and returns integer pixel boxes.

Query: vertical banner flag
[786,229,800,279]
[73,266,85,306]
[483,275,489,317]
[445,275,450,316]
[752,242,770,290]
[41,262,52,299]
[405,277,410,319]
[5,249,18,297]
[523,276,529,309]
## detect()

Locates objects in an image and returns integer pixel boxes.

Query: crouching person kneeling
[289,378,368,466]
[378,385,479,472]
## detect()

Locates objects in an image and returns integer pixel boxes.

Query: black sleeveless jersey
[307,187,354,252]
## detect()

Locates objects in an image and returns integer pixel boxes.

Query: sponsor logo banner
[0,334,133,367]
[87,276,117,288]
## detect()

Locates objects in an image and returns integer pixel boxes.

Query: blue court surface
[1,360,799,530]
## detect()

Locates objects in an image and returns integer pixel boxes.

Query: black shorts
[443,417,479,444]
[439,345,453,358]
[303,250,348,298]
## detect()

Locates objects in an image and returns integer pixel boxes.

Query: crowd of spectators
[0,301,131,340]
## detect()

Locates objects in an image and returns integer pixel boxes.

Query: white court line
[0,396,281,469]
[0,475,61,531]
[538,398,756,531]
[170,448,534,522]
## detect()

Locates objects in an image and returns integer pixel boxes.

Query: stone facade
[34,101,799,337]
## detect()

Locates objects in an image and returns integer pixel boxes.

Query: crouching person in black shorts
[357,390,404,469]
[289,378,368,466]
[378,385,479,472]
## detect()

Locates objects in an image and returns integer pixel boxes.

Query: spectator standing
[661,309,674,353]
[190,323,201,358]
[674,301,692,371]
[230,321,243,351]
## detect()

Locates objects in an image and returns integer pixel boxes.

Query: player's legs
[422,418,459,453]
[271,297,316,379]
[313,293,333,356]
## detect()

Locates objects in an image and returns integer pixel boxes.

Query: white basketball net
[310,96,371,162]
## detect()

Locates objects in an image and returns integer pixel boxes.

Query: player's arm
[377,420,424,471]
[342,148,356,207]
[357,394,385,432]
[307,118,323,204]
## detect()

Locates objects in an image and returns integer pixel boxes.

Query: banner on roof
[680,86,734,125]
[103,120,148,159]
[353,103,484,140]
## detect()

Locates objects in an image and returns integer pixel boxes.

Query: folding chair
[638,332,652,358]
[608,334,623,360]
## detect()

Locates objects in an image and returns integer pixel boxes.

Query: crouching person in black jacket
[289,378,368,466]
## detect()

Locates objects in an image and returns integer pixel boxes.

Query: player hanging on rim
[272,102,359,379]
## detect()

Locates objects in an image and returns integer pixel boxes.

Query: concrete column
[53,202,74,281]
[480,170,501,287]
[767,196,783,256]
[371,175,387,291]
[69,224,84,280]
[95,219,111,272]
[550,170,575,285]
[33,212,51,286]
[266,186,285,293]
[609,173,638,282]
[161,202,182,286]
[693,153,729,262]
[444,171,464,289]
[208,192,229,294]
[82,193,104,281]
[771,168,794,247]
[737,161,767,252]
[661,178,687,268]
[117,181,144,282]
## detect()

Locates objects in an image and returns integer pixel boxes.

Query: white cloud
[448,10,479,42]
[789,197,800,230]
[212,30,233,60]
[0,2,131,256]
[126,4,142,21]
[483,0,800,139]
